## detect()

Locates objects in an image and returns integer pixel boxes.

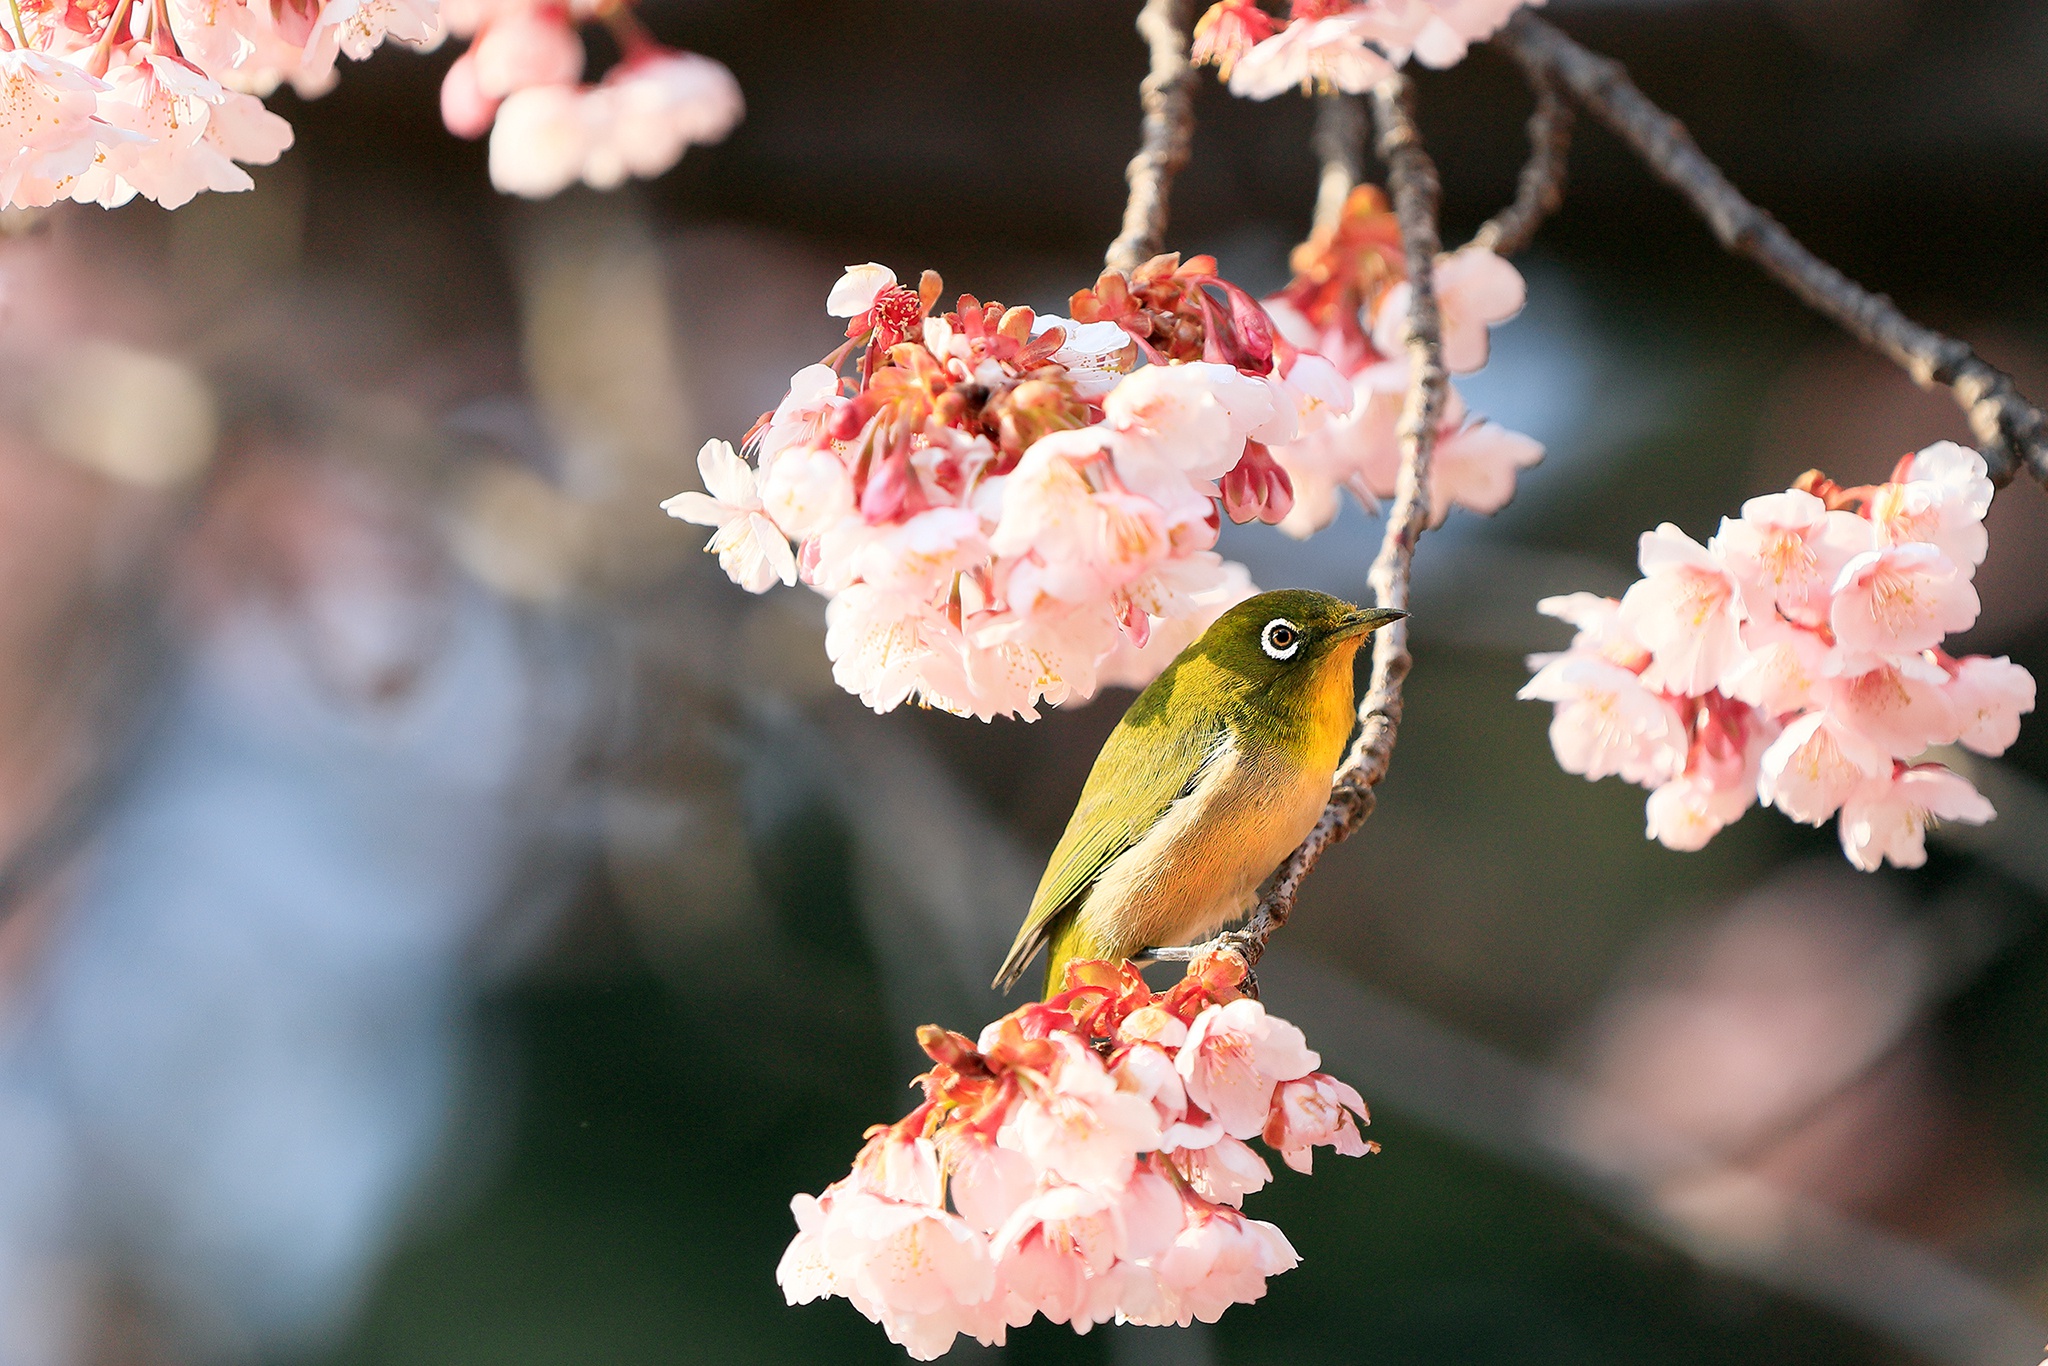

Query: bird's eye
[1260,619,1303,660]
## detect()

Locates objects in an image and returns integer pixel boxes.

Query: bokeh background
[3,0,2048,1361]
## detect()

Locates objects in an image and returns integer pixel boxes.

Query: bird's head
[1191,588,1406,707]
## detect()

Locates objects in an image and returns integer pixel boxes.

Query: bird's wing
[991,702,1224,993]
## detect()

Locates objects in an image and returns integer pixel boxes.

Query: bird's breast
[1077,732,1333,954]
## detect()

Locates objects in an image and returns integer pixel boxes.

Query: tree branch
[1310,92,1369,236]
[1155,73,1446,981]
[1496,11,2048,491]
[1466,52,1573,257]
[1105,0,1200,275]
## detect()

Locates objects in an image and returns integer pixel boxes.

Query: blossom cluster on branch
[438,0,739,198]
[1192,0,1542,98]
[0,0,738,209]
[1522,442,2036,869]
[776,954,1375,1358]
[665,235,1540,720]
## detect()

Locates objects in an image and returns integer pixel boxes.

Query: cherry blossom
[1178,998,1321,1140]
[1944,654,2035,756]
[1830,543,1980,664]
[1372,246,1526,374]
[1526,446,2029,867]
[1619,524,1746,696]
[1838,763,1995,872]
[661,439,797,593]
[778,954,1375,1357]
[1263,1074,1375,1174]
[1228,13,1397,100]
[672,253,1356,718]
[1197,0,1546,98]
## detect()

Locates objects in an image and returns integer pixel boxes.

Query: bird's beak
[1336,606,1408,640]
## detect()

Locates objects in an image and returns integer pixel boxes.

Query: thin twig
[1156,73,1446,979]
[1467,54,1573,257]
[1105,0,1200,275]
[1496,11,2048,490]
[1310,92,1369,236]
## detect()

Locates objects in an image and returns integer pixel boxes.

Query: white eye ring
[1260,618,1303,660]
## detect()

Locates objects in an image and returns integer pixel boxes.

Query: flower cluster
[665,254,1370,719]
[1262,186,1542,538]
[1521,443,2036,869]
[776,954,1375,1358]
[2,0,427,209]
[438,0,740,198]
[1192,0,1543,99]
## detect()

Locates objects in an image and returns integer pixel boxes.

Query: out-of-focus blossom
[777,955,1373,1358]
[1199,0,1546,97]
[1262,190,1541,538]
[3,0,445,210]
[481,46,741,198]
[1227,12,1396,100]
[1371,246,1525,374]
[1526,446,2029,868]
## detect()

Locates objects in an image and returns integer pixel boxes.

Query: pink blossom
[1111,1041,1191,1141]
[1709,489,1869,623]
[1177,999,1319,1141]
[1218,440,1296,526]
[825,583,949,714]
[470,10,583,99]
[486,83,587,197]
[759,445,854,541]
[1719,614,1829,716]
[990,1184,1127,1328]
[1035,315,1140,398]
[1010,1035,1163,1188]
[944,1131,1036,1235]
[1227,13,1396,100]
[1867,441,1993,570]
[307,0,440,65]
[1758,708,1892,825]
[849,1128,943,1205]
[578,50,743,190]
[1269,383,1398,538]
[836,1193,1003,1359]
[0,50,107,206]
[1373,246,1525,374]
[1426,395,1542,525]
[1643,700,1772,852]
[661,439,797,592]
[1518,654,1684,785]
[1945,655,2035,756]
[755,363,844,460]
[828,262,897,319]
[1263,1074,1373,1175]
[1619,523,1746,696]
[1103,362,1257,480]
[1838,763,1995,872]
[1119,1194,1301,1327]
[1828,659,1959,757]
[1173,1135,1273,1205]
[1829,543,1980,664]
[439,49,499,138]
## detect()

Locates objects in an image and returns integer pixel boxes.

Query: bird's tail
[1040,915,1116,1001]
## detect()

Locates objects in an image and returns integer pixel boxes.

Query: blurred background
[2,0,2048,1361]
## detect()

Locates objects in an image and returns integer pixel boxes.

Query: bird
[993,589,1406,998]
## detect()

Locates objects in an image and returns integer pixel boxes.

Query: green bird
[993,589,1406,998]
